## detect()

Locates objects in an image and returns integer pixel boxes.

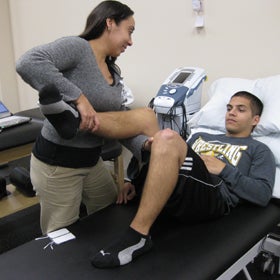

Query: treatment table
[0,199,279,279]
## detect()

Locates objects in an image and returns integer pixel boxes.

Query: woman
[16,0,158,234]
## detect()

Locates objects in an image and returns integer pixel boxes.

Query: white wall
[0,0,20,111]
[3,0,280,110]
[8,0,97,110]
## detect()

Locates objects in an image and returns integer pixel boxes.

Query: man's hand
[142,137,154,152]
[116,181,136,204]
[200,154,226,175]
[75,94,100,132]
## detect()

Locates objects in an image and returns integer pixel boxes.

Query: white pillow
[188,75,280,136]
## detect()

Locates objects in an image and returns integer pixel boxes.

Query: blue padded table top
[0,200,279,280]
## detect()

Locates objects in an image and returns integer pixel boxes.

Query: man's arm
[188,132,276,207]
[218,146,275,207]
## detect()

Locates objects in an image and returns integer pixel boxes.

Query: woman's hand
[116,181,136,204]
[74,94,100,132]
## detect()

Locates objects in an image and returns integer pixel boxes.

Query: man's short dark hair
[231,91,263,116]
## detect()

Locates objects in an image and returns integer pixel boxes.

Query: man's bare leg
[95,108,159,139]
[130,129,187,234]
[39,84,159,139]
[90,129,188,268]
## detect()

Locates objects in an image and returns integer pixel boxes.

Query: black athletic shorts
[164,144,227,222]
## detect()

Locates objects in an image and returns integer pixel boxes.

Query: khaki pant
[30,154,118,234]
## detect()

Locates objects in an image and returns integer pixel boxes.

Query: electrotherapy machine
[151,67,206,139]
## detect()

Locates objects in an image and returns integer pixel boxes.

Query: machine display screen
[172,72,191,84]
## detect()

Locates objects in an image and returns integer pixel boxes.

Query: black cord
[149,97,189,140]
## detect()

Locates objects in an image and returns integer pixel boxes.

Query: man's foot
[39,84,80,139]
[90,227,153,268]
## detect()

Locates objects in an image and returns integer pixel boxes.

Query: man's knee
[153,129,180,151]
[153,129,187,161]
[155,128,179,141]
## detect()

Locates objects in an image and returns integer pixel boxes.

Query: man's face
[225,96,260,137]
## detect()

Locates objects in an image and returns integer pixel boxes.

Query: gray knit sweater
[16,36,146,160]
